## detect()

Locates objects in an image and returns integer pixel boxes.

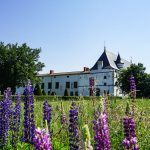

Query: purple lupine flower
[130,75,136,98]
[33,127,52,150]
[0,88,13,147]
[23,82,35,143]
[43,101,52,135]
[69,101,79,150]
[15,93,21,134]
[93,112,111,150]
[0,101,10,147]
[89,77,95,96]
[11,93,21,146]
[122,117,140,150]
[4,88,13,125]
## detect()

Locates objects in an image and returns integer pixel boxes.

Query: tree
[0,42,45,93]
[118,63,150,97]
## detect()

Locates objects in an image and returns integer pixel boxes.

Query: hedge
[0,95,102,102]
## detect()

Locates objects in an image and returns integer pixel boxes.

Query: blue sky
[1,0,150,73]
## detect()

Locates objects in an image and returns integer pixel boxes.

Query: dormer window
[98,61,103,70]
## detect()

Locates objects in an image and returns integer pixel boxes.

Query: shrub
[64,89,70,96]
[42,90,46,95]
[34,84,43,95]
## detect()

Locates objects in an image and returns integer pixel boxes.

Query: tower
[115,53,124,69]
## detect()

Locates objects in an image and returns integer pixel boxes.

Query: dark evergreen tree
[34,84,43,95]
[64,88,70,96]
[42,90,46,95]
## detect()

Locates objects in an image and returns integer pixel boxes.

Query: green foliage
[0,42,45,93]
[34,84,43,95]
[16,142,33,150]
[42,89,46,95]
[3,142,34,150]
[118,63,150,97]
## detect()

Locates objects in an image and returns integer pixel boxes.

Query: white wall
[39,68,120,96]
[16,69,121,96]
[41,74,79,96]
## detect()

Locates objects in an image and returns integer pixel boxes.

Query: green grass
[3,97,150,149]
[32,98,150,150]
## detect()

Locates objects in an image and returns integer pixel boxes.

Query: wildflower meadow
[0,80,150,149]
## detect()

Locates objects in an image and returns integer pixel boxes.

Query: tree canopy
[118,63,150,97]
[0,42,45,93]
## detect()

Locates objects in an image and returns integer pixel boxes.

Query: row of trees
[118,63,150,97]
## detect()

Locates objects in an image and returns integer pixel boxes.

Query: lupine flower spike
[34,127,52,150]
[0,88,13,147]
[11,93,21,146]
[43,101,52,135]
[122,117,140,150]
[93,112,112,150]
[23,82,35,143]
[89,77,95,96]
[69,101,79,150]
[130,75,136,99]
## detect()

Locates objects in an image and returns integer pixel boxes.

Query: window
[55,82,59,89]
[74,82,78,88]
[75,91,78,96]
[104,82,107,86]
[48,82,52,89]
[70,91,74,96]
[104,76,107,79]
[41,83,44,89]
[66,82,70,88]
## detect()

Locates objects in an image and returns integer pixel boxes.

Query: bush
[42,90,46,95]
[34,84,43,95]
[64,89,70,96]
[0,95,102,102]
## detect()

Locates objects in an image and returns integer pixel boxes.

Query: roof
[38,49,131,77]
[37,70,90,77]
[91,49,131,70]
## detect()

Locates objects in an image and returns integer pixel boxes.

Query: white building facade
[37,49,131,96]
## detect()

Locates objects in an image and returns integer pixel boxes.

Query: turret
[115,53,124,69]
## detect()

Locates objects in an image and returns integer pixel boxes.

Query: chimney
[86,67,90,71]
[98,61,103,69]
[50,70,54,74]
[83,67,90,72]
